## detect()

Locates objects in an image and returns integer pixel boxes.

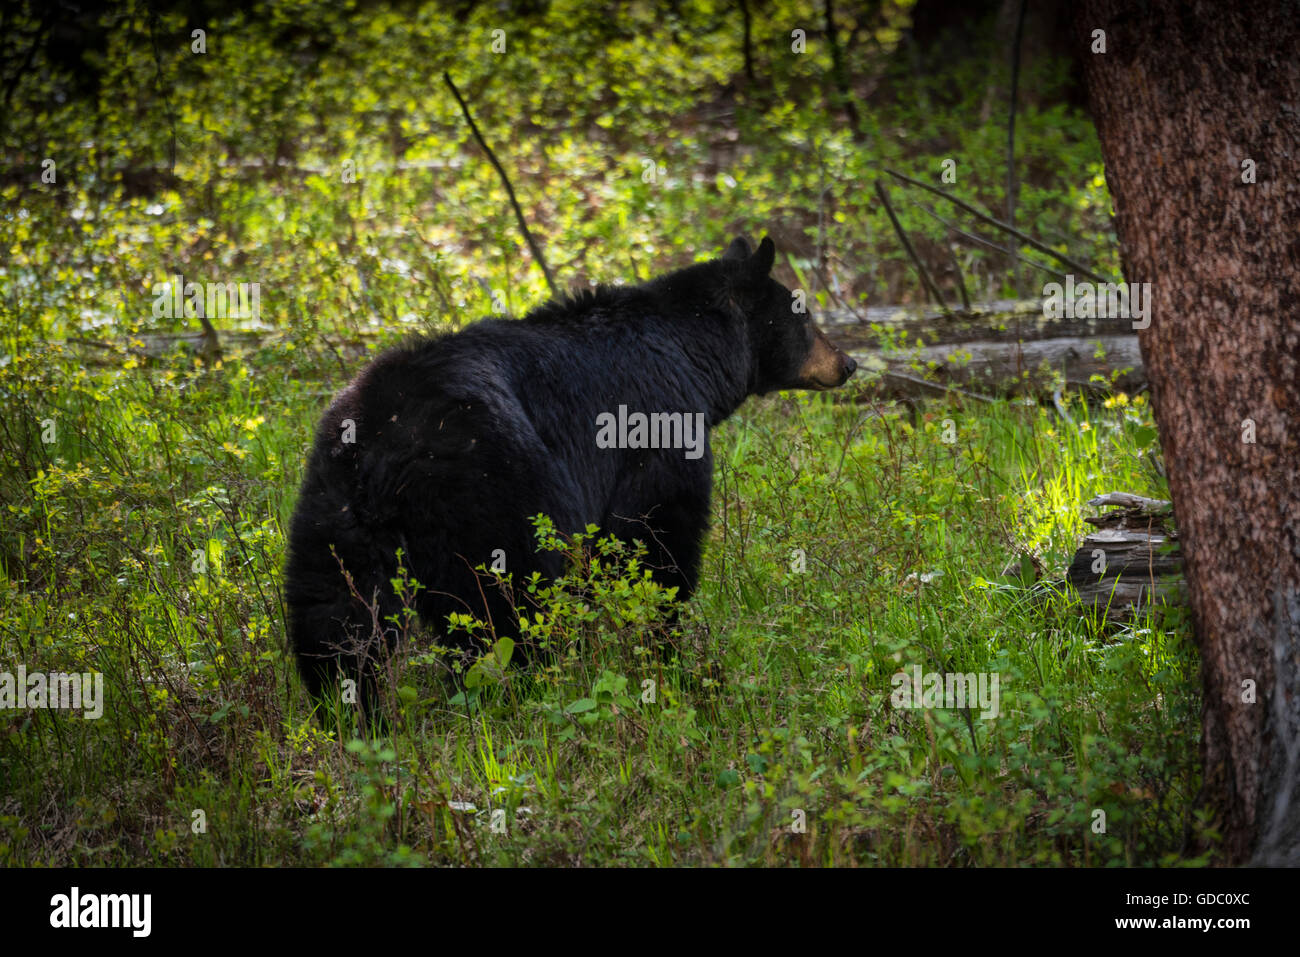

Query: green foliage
[0,1,1199,867]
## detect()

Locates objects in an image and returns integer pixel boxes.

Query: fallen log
[61,300,1143,399]
[820,301,1146,398]
[856,333,1142,397]
[819,300,1139,347]
[1065,491,1185,621]
[66,330,257,363]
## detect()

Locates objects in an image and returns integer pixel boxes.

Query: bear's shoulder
[522,284,645,326]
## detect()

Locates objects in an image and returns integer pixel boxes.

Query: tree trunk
[1074,0,1300,864]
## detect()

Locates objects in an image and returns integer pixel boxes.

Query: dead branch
[443,72,558,298]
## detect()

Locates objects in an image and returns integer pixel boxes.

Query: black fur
[284,235,855,713]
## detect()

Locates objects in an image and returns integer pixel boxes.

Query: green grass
[0,335,1206,866]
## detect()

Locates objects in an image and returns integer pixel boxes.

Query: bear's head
[720,235,857,394]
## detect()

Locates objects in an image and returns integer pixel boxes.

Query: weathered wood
[846,332,1144,397]
[819,301,1145,397]
[1084,491,1173,520]
[1068,528,1182,582]
[65,300,1146,400]
[1066,492,1185,620]
[819,300,1137,347]
[65,330,262,362]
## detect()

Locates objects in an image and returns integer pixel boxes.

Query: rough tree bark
[1074,1,1300,864]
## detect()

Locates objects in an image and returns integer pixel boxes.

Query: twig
[874,180,949,313]
[811,257,867,323]
[881,167,1110,283]
[65,336,118,351]
[945,242,973,312]
[823,0,862,139]
[147,10,179,173]
[881,369,997,403]
[816,142,827,308]
[1005,0,1028,297]
[1,20,45,119]
[180,271,221,361]
[443,72,558,298]
[738,0,756,84]
[909,197,1073,283]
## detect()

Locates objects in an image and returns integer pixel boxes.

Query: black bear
[284,236,856,712]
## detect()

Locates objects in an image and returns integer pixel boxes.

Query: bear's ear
[722,236,752,262]
[750,236,776,278]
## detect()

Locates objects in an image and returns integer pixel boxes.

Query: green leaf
[492,635,515,668]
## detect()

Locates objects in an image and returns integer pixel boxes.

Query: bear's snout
[798,327,857,389]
